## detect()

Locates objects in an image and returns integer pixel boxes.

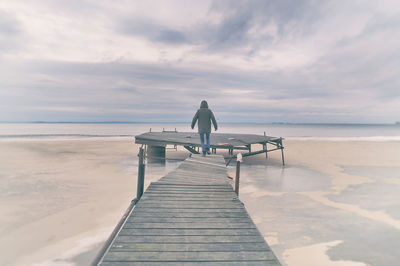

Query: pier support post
[264,132,268,158]
[147,145,166,163]
[263,143,268,158]
[137,147,145,200]
[235,161,240,195]
[235,153,242,196]
[279,138,285,166]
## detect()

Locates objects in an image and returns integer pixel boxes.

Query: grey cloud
[0,10,20,35]
[119,20,188,44]
[2,57,399,123]
[2,57,388,123]
[1,1,400,123]
[37,0,103,16]
[116,0,325,52]
[0,9,23,53]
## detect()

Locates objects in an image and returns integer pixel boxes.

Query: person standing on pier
[191,100,218,156]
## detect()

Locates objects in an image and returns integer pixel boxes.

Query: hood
[200,100,208,108]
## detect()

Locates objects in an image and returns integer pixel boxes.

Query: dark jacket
[191,100,218,133]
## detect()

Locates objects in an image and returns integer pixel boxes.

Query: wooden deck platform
[135,131,285,165]
[96,155,280,265]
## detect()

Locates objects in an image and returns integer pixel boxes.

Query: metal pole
[235,161,240,195]
[137,147,145,200]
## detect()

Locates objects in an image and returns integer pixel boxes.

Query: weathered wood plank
[135,206,244,210]
[140,195,237,200]
[142,191,234,195]
[103,251,277,262]
[136,202,242,206]
[147,185,232,188]
[139,199,238,203]
[114,235,265,243]
[131,212,249,218]
[110,242,270,252]
[132,208,247,213]
[147,184,232,188]
[136,203,243,208]
[118,228,259,236]
[101,262,279,266]
[127,217,253,223]
[123,223,256,229]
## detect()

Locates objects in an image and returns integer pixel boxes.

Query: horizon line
[0,121,398,126]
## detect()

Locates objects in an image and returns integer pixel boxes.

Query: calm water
[1,123,400,140]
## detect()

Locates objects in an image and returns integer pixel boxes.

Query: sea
[1,123,400,266]
[1,122,400,141]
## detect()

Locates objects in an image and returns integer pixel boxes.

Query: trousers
[199,133,210,154]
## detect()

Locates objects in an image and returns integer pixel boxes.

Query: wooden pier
[95,154,281,265]
[135,131,285,165]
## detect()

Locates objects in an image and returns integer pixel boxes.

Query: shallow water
[236,162,400,266]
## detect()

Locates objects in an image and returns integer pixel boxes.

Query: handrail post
[235,153,242,196]
[137,147,145,200]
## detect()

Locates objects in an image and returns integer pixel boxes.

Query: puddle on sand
[328,166,400,220]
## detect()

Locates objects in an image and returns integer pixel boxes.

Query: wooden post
[280,138,285,166]
[235,153,242,196]
[137,147,145,200]
[263,143,268,158]
[264,132,268,158]
[235,161,240,195]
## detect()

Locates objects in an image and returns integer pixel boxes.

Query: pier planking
[135,131,285,165]
[96,155,281,265]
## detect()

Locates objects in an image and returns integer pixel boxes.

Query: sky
[0,0,399,123]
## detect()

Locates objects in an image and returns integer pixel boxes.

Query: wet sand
[1,139,399,265]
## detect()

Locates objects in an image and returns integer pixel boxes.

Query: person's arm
[210,110,218,131]
[191,110,199,129]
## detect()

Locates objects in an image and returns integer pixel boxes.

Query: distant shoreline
[0,121,399,126]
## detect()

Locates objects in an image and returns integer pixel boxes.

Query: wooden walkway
[98,155,281,265]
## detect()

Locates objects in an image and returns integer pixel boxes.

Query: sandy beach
[0,140,142,265]
[0,139,399,265]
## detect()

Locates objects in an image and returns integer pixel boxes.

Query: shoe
[202,153,206,157]
[206,151,211,155]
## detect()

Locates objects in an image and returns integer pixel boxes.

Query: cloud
[0,1,399,123]
[0,9,23,53]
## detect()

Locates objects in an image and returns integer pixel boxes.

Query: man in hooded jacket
[191,100,218,156]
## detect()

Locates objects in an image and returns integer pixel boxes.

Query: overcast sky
[1,0,399,123]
